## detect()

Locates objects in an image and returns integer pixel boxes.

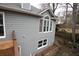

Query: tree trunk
[72,3,77,48]
[52,3,55,14]
[64,3,68,24]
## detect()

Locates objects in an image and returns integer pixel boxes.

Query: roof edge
[39,8,49,15]
[39,8,55,17]
[0,6,42,17]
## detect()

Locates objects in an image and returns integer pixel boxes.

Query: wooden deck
[0,31,19,56]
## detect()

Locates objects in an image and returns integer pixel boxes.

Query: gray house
[0,3,56,56]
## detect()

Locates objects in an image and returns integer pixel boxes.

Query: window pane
[43,42,46,45]
[39,19,43,32]
[44,39,47,42]
[0,26,4,36]
[47,21,49,31]
[0,14,3,25]
[43,20,46,32]
[0,13,4,36]
[38,41,42,44]
[38,44,42,47]
[38,40,42,47]
[50,20,52,31]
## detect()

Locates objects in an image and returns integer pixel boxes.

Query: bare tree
[64,3,78,47]
[72,3,78,47]
[52,3,58,14]
[59,3,78,47]
[64,3,68,24]
[40,3,50,10]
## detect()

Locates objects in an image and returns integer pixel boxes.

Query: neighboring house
[0,3,56,56]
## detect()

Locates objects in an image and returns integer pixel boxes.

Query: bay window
[39,15,53,32]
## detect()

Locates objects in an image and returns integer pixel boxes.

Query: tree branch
[68,3,73,8]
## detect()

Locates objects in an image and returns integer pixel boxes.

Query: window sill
[37,44,47,50]
[39,31,52,33]
[0,36,6,39]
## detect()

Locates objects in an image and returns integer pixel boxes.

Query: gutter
[0,6,42,17]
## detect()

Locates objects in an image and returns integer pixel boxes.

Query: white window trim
[21,3,23,8]
[39,18,43,32]
[37,44,47,50]
[37,40,48,50]
[39,15,53,33]
[0,12,6,39]
[42,17,44,32]
[50,20,53,31]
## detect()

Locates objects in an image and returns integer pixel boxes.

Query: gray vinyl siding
[4,11,40,56]
[31,11,56,55]
[0,10,56,56]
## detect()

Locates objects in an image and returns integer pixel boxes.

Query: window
[43,20,46,31]
[38,40,42,47]
[38,39,47,49]
[39,15,53,32]
[50,20,52,31]
[39,19,43,32]
[47,20,49,31]
[0,12,5,38]
[43,39,47,45]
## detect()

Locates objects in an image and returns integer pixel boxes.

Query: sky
[31,3,41,9]
[55,4,73,16]
[31,3,73,16]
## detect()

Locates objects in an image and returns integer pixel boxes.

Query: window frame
[39,18,43,32]
[0,12,6,38]
[39,15,53,33]
[37,39,48,50]
[43,19,47,32]
[50,20,53,31]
